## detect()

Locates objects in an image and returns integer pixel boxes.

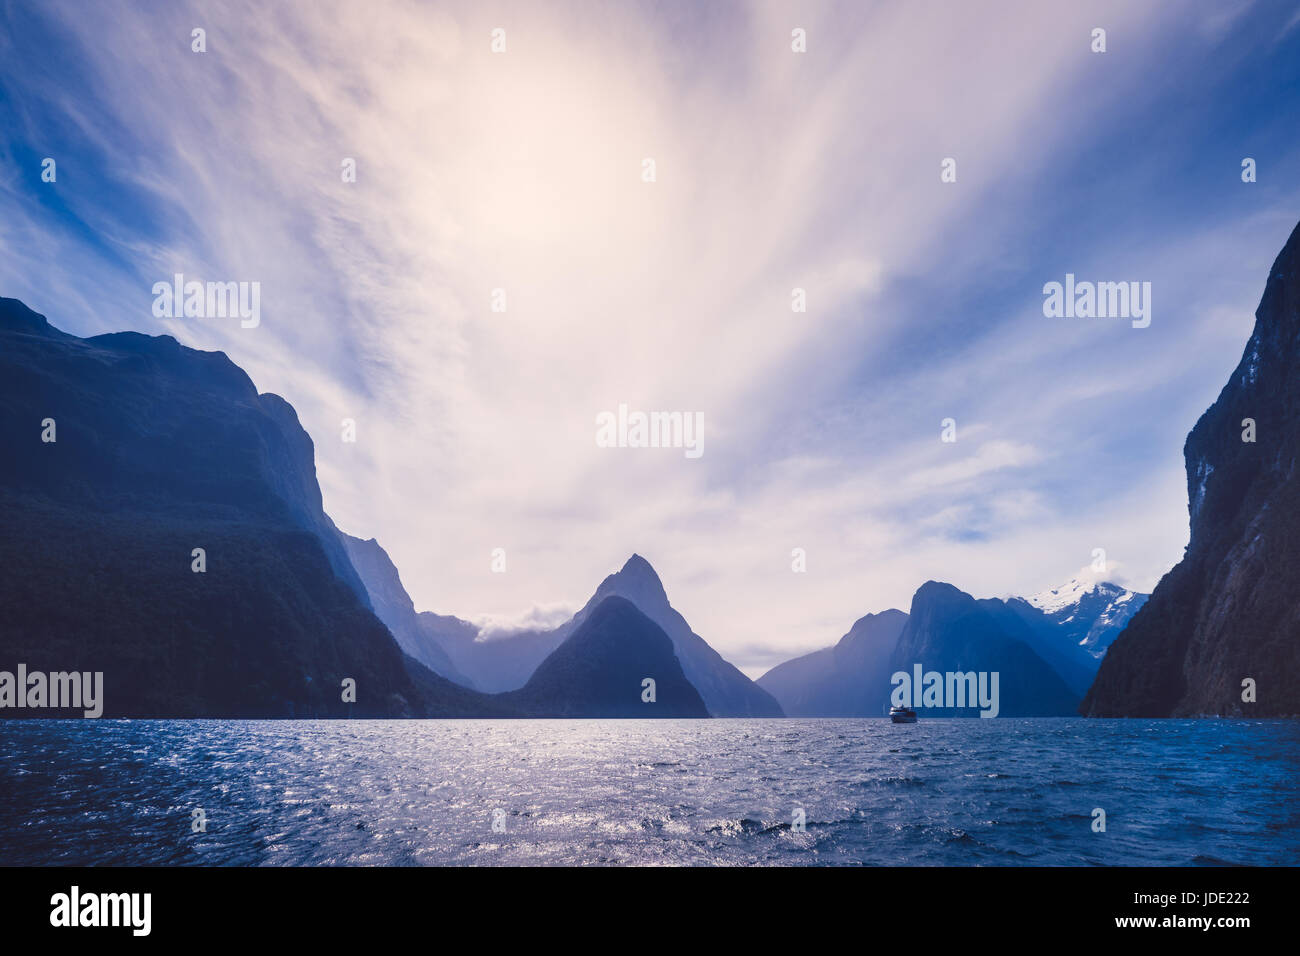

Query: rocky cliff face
[1083,220,1300,717]
[0,298,484,717]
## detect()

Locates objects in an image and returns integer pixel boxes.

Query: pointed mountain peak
[597,554,669,607]
[620,553,659,578]
[511,594,709,717]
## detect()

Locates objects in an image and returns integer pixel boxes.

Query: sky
[3,0,1300,677]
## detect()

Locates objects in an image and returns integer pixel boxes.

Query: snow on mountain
[1026,574,1104,614]
[1022,575,1148,660]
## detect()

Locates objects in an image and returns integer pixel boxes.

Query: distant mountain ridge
[759,576,1144,716]
[421,612,571,694]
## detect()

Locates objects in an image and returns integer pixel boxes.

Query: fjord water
[2,719,1296,866]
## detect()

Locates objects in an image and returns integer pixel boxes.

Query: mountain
[758,580,1091,717]
[416,610,496,686]
[502,596,708,717]
[0,297,490,717]
[570,555,782,716]
[340,533,476,688]
[890,582,1080,716]
[757,610,908,716]
[416,555,784,717]
[1021,577,1148,659]
[1084,219,1300,717]
[1002,578,1148,697]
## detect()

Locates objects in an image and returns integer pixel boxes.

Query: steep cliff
[1083,220,1300,717]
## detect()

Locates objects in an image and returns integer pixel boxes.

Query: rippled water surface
[2,718,1297,865]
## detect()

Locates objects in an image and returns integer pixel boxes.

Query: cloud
[475,604,577,639]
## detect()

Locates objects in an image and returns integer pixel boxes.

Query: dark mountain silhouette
[502,596,708,717]
[890,582,1079,716]
[340,533,476,688]
[757,610,907,716]
[415,555,783,716]
[0,298,492,717]
[1084,219,1300,717]
[570,556,782,716]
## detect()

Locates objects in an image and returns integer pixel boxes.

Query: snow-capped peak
[1023,565,1138,613]
[1019,572,1150,661]
[1026,575,1102,614]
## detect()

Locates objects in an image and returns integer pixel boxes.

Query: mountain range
[6,208,1300,722]
[0,298,729,718]
[759,577,1146,716]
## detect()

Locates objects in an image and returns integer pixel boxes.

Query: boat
[889,705,917,723]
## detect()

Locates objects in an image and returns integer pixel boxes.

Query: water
[2,718,1297,866]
